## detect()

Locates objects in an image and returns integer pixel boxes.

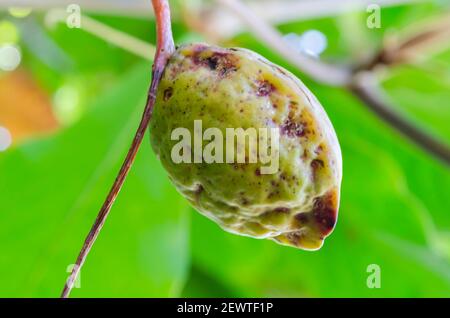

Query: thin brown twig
[60,0,175,298]
[376,14,450,66]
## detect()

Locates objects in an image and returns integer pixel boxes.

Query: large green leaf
[0,64,190,297]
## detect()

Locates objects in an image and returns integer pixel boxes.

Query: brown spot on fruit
[311,159,325,180]
[192,50,238,77]
[206,56,219,70]
[193,184,204,204]
[256,80,275,97]
[315,144,325,155]
[163,87,173,101]
[274,207,290,213]
[289,101,299,112]
[312,191,338,235]
[291,212,310,229]
[285,231,303,246]
[195,184,204,195]
[280,118,305,138]
[295,213,309,224]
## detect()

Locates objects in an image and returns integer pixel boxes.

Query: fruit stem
[60,0,175,298]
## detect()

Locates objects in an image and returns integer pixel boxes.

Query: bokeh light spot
[0,44,21,71]
[53,85,81,125]
[284,30,328,58]
[299,30,328,57]
[8,7,32,18]
[0,126,12,152]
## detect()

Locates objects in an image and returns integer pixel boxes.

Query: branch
[349,73,450,164]
[60,0,175,298]
[46,9,155,60]
[362,13,450,69]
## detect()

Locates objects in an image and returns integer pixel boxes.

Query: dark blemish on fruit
[195,184,204,195]
[295,213,309,224]
[315,144,324,155]
[289,101,299,113]
[311,159,325,178]
[312,192,337,235]
[255,168,261,176]
[192,50,238,77]
[256,80,275,97]
[268,190,280,199]
[274,207,290,213]
[193,184,204,204]
[241,198,249,206]
[286,231,302,246]
[302,149,308,160]
[217,55,239,76]
[280,119,305,138]
[206,56,219,70]
[163,87,173,101]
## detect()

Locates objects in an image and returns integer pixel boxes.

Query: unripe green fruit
[150,43,342,250]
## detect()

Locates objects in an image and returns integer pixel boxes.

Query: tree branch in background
[219,0,450,165]
[349,73,450,163]
[361,13,450,69]
[46,9,155,60]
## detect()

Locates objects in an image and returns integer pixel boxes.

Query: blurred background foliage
[0,0,449,297]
